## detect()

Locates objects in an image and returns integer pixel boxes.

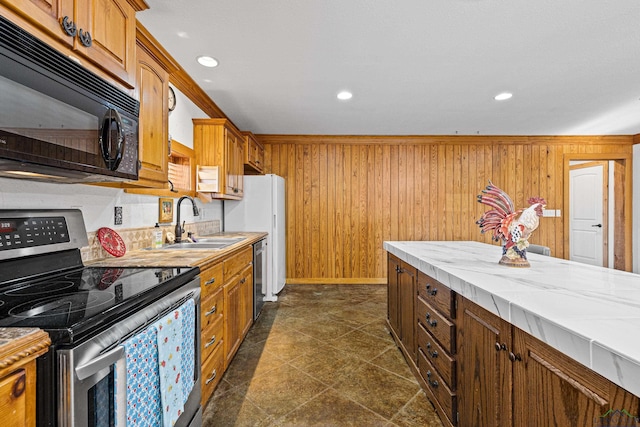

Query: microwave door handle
[75,346,125,381]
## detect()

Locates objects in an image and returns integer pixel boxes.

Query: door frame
[563,153,632,271]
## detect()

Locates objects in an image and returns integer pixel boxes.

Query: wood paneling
[259,135,634,284]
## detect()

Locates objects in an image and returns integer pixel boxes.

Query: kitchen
[1,1,640,426]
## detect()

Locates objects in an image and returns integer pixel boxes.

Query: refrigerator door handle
[274,214,276,228]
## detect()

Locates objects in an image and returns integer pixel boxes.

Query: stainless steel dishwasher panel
[253,239,267,320]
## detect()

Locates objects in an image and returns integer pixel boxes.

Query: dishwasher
[253,238,267,319]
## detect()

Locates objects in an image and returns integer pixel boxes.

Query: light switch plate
[542,209,555,217]
[114,206,123,225]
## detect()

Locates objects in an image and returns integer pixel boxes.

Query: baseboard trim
[286,278,387,285]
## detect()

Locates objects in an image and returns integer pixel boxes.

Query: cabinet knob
[430,288,438,296]
[425,370,439,388]
[431,350,438,358]
[495,342,507,351]
[60,16,77,37]
[509,352,522,362]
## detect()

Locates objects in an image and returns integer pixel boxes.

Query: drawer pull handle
[425,284,431,291]
[205,277,216,286]
[205,305,217,316]
[240,277,246,284]
[205,335,217,348]
[426,342,432,349]
[205,369,217,384]
[430,350,438,358]
[430,288,438,296]
[426,370,439,388]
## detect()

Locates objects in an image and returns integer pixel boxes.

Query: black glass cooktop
[0,265,198,345]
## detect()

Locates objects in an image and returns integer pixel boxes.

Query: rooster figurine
[476,181,546,267]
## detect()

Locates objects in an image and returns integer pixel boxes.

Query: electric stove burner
[8,291,116,318]
[4,281,77,296]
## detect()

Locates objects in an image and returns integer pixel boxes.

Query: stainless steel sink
[145,237,244,250]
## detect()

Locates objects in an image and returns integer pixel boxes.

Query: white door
[569,163,607,266]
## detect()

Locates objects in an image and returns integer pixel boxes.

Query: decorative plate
[97,227,126,257]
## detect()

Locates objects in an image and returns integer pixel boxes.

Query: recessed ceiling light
[337,91,353,101]
[197,56,219,68]
[176,31,189,39]
[494,92,513,101]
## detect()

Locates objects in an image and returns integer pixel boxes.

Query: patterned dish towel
[120,326,162,427]
[154,306,185,427]
[180,299,195,403]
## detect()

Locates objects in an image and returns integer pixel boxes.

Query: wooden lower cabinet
[512,328,640,427]
[387,254,640,427]
[0,329,50,427]
[198,245,254,408]
[387,254,416,361]
[456,296,512,427]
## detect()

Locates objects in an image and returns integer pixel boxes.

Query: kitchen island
[384,240,640,426]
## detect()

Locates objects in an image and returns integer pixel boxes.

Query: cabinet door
[223,275,242,367]
[0,369,27,426]
[512,328,640,427]
[457,298,512,427]
[75,0,136,87]
[234,137,244,197]
[399,260,416,360]
[387,255,400,336]
[0,0,75,47]
[136,44,169,184]
[239,265,253,337]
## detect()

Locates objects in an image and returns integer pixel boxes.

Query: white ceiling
[137,0,640,136]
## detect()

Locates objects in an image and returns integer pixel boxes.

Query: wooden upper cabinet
[243,132,264,175]
[135,41,169,185]
[193,118,244,200]
[0,0,144,89]
[74,0,137,87]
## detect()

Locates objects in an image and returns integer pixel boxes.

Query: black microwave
[0,14,139,183]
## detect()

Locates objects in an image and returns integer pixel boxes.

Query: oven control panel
[0,216,70,250]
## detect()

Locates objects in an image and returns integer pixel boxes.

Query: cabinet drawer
[201,286,224,331]
[417,322,455,389]
[201,343,224,408]
[416,296,455,352]
[201,313,223,362]
[418,349,457,426]
[223,246,252,278]
[417,272,455,318]
[200,263,224,299]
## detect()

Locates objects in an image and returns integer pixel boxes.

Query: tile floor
[202,284,444,427]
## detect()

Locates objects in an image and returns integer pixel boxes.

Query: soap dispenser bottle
[153,223,163,248]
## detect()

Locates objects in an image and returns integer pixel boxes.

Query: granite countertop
[384,240,640,397]
[87,232,267,269]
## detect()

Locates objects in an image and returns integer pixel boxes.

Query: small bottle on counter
[153,223,163,248]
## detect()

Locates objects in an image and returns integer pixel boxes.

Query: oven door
[57,277,201,427]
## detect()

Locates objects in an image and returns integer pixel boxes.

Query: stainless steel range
[0,209,202,427]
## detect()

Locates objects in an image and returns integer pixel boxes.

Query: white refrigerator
[224,174,286,301]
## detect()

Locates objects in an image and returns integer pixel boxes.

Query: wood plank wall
[258,135,634,284]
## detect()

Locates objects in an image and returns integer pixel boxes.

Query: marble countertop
[384,240,640,397]
[87,232,267,269]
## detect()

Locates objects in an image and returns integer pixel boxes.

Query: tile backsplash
[82,220,220,262]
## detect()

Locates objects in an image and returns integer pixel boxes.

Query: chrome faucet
[175,196,200,243]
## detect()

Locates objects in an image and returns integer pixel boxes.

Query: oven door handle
[75,346,124,381]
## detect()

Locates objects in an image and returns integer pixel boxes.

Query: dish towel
[155,306,185,427]
[179,299,195,403]
[120,326,162,427]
